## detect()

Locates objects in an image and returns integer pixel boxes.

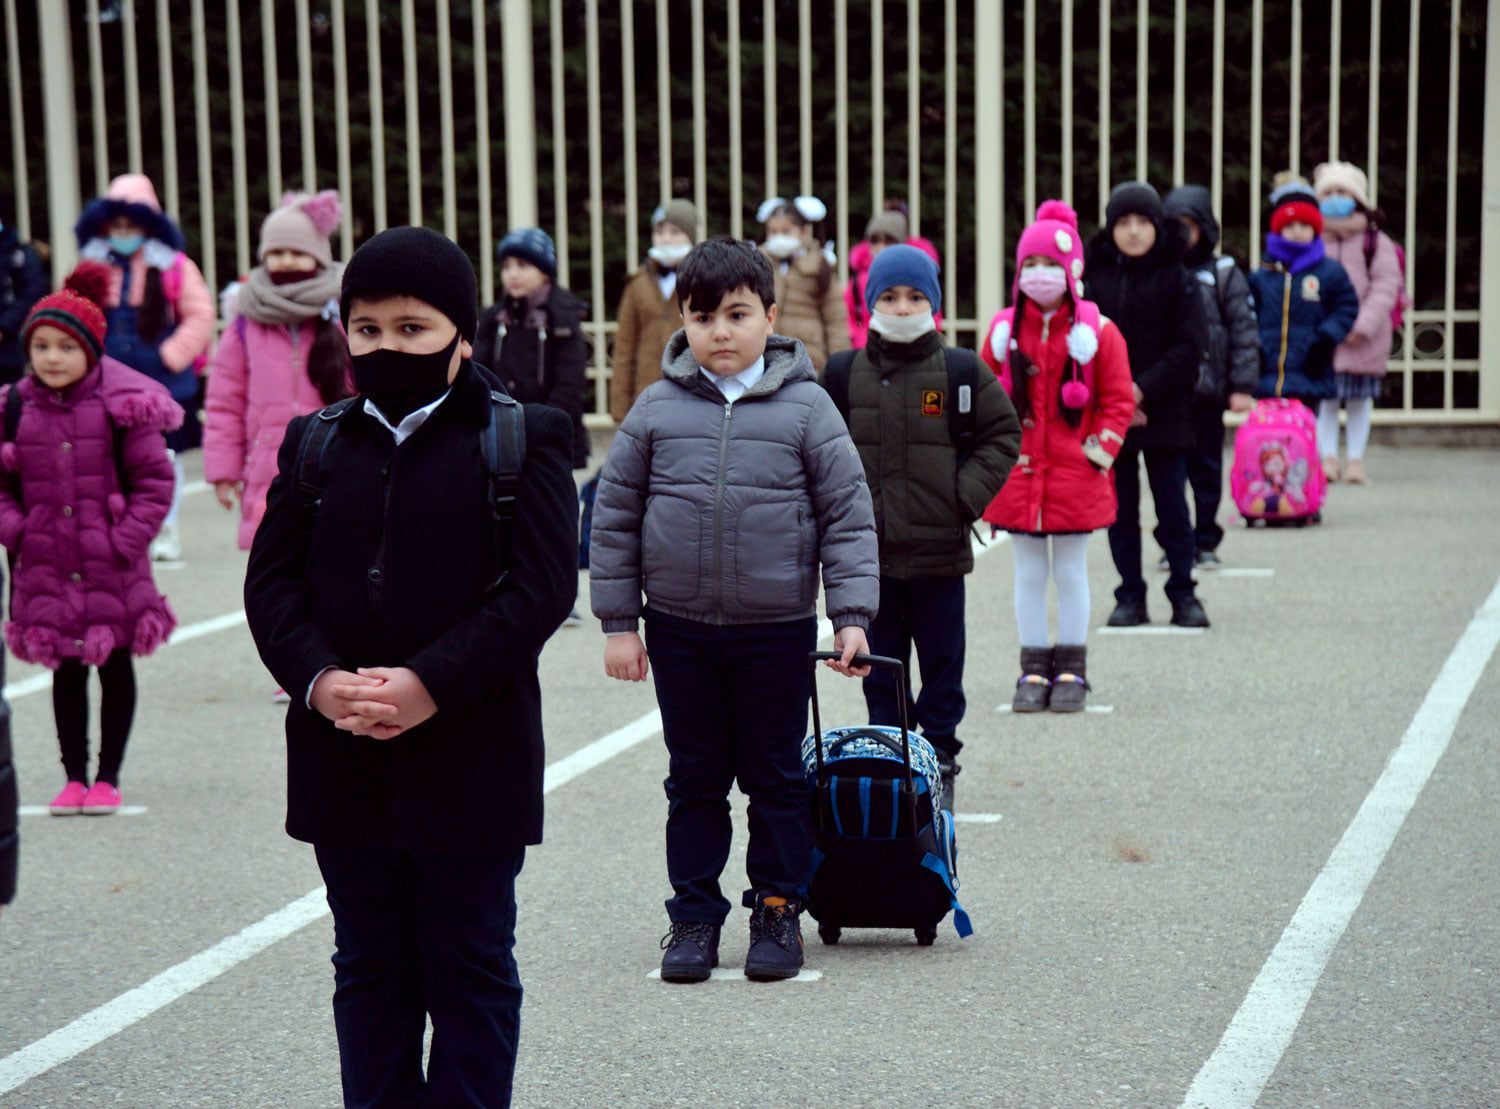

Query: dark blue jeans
[862,576,967,762]
[644,610,817,925]
[1110,444,1197,606]
[314,843,526,1108]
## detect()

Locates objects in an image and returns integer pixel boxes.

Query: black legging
[54,649,137,786]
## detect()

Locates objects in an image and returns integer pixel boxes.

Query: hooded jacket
[1321,213,1402,378]
[1084,215,1207,450]
[1247,245,1360,402]
[611,261,684,423]
[1163,186,1261,405]
[763,246,850,372]
[0,226,48,382]
[590,332,878,633]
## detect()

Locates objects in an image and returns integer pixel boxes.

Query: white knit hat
[1312,161,1372,209]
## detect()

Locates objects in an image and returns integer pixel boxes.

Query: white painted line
[1216,567,1275,578]
[19,806,149,817]
[1097,626,1206,636]
[996,703,1114,714]
[954,813,1002,824]
[1181,573,1500,1109]
[0,533,1012,1092]
[647,968,824,983]
[181,480,210,497]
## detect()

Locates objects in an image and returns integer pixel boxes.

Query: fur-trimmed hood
[75,174,186,252]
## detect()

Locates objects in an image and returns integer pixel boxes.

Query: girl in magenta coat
[204,191,349,550]
[0,263,182,815]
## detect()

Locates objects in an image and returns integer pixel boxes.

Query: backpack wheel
[818,925,842,946]
[914,926,937,947]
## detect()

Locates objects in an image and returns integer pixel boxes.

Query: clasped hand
[310,667,437,740]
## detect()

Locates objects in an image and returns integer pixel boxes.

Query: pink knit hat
[258,190,342,267]
[1013,199,1088,302]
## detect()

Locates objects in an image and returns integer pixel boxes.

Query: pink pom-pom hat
[258,189,343,267]
[1013,199,1089,303]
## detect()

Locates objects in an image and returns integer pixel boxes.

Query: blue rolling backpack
[801,652,972,946]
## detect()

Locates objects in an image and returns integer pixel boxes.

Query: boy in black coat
[1084,182,1211,628]
[245,227,577,1107]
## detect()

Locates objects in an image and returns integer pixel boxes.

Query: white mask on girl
[869,308,937,343]
[1017,263,1068,306]
[648,243,692,268]
[764,234,804,260]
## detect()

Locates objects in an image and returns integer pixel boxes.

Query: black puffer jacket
[473,285,592,468]
[1084,217,1207,450]
[0,226,49,384]
[1164,186,1261,407]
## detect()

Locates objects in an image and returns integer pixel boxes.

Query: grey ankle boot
[1012,647,1054,713]
[1049,645,1089,713]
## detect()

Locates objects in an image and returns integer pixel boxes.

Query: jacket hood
[1085,212,1189,272]
[660,331,815,395]
[75,174,185,251]
[1164,185,1221,264]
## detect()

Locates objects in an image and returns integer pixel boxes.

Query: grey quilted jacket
[590,331,878,633]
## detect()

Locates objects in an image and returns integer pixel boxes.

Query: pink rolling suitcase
[1230,398,1326,526]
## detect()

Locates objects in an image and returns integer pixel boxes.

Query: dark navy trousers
[862,576,967,762]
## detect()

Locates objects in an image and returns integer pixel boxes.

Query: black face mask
[351,332,460,423]
[269,268,319,286]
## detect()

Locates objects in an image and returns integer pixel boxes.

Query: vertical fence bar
[1172,0,1185,185]
[262,0,283,203]
[763,0,776,202]
[729,0,744,242]
[801,0,813,198]
[437,0,456,239]
[658,0,672,202]
[1367,0,1380,203]
[87,0,108,196]
[906,0,918,230]
[3,0,29,240]
[331,0,353,256]
[1328,0,1341,159]
[872,0,884,205]
[1024,0,1036,218]
[1062,0,1073,205]
[402,0,421,224]
[550,0,569,284]
[835,0,848,282]
[622,0,640,264]
[367,0,387,232]
[975,0,1005,323]
[944,0,956,338]
[1444,0,1459,410]
[156,0,180,214]
[1099,0,1111,223]
[295,0,315,190]
[502,0,537,230]
[228,0,251,274]
[1136,0,1147,180]
[190,0,215,295]
[1211,0,1224,217]
[122,0,143,173]
[1250,0,1263,268]
[586,0,608,418]
[38,0,81,280]
[1289,0,1301,176]
[472,0,492,302]
[1479,0,1500,418]
[1403,0,1420,410]
[692,0,708,224]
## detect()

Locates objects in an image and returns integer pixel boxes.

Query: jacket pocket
[734,499,811,612]
[641,493,706,605]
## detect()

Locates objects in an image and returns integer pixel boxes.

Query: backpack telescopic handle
[807,651,916,795]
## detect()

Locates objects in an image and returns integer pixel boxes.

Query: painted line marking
[1216,568,1276,578]
[2,610,248,702]
[19,806,148,817]
[996,703,1114,714]
[646,968,824,983]
[181,480,210,497]
[953,813,1002,824]
[0,536,1011,1093]
[1097,626,1207,636]
[1181,572,1500,1109]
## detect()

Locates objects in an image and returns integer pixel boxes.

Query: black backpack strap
[944,347,980,463]
[293,397,359,511]
[3,382,20,445]
[479,390,526,593]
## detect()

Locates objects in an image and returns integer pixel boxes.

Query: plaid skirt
[1334,372,1384,401]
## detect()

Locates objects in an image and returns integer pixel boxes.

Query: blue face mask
[108,233,145,257]
[1319,195,1357,219]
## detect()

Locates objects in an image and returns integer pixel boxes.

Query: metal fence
[2,0,1496,424]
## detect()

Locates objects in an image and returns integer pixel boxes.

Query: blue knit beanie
[865,243,941,313]
[497,227,557,279]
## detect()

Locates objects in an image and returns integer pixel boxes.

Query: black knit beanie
[341,225,478,341]
[1105,181,1165,228]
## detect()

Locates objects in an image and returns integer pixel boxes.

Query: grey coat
[590,331,879,633]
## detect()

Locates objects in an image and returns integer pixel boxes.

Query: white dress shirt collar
[363,390,452,445]
[699,355,766,404]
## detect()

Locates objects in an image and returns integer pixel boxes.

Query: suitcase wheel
[818,925,842,946]
[914,926,937,947]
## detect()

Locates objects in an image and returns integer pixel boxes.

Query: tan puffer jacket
[764,248,851,372]
[610,262,683,423]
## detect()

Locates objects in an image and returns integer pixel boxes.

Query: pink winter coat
[0,359,182,668]
[203,316,339,549]
[1321,214,1402,377]
[844,236,944,348]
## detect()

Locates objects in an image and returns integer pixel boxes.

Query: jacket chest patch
[920,389,944,416]
[1300,275,1321,301]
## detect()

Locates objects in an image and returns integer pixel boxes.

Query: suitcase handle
[806,653,920,834]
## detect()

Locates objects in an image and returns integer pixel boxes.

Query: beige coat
[610,262,683,423]
[765,248,851,371]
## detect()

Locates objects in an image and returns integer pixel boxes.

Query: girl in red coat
[980,201,1134,712]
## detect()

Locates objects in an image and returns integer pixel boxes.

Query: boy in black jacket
[1084,182,1211,629]
[245,227,577,1107]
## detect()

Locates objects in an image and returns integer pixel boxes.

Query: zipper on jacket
[710,400,734,622]
[1275,272,1292,397]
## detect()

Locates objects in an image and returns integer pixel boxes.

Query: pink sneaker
[81,781,122,815]
[49,780,88,815]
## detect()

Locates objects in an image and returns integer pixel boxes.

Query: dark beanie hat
[1105,181,1164,227]
[497,226,557,279]
[341,225,478,341]
[864,243,942,313]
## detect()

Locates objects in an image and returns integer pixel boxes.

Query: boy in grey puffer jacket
[591,237,878,984]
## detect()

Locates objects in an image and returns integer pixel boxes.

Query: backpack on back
[823,345,979,462]
[1363,227,1410,332]
[1230,398,1326,525]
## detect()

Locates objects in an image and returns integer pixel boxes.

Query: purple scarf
[1264,234,1326,274]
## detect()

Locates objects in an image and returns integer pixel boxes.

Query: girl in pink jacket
[0,264,182,816]
[203,192,349,551]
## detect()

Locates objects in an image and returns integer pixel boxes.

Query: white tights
[1011,533,1091,648]
[1317,397,1373,460]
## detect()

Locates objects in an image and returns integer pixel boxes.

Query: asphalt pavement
[0,443,1496,1108]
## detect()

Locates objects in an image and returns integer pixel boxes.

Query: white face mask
[764,234,804,260]
[869,308,937,343]
[648,243,692,269]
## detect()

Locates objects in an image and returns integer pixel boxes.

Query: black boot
[743,893,805,981]
[1171,595,1211,628]
[1049,645,1090,713]
[1012,647,1054,713]
[659,921,720,983]
[935,756,959,812]
[1107,599,1149,626]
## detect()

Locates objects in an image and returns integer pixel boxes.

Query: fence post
[1481,0,1500,421]
[974,0,1004,328]
[38,0,81,282]
[502,0,538,228]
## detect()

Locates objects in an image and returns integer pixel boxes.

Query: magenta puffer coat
[0,358,182,668]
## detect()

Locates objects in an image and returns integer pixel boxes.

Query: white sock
[1345,396,1373,460]
[1316,399,1341,458]
[1011,534,1051,648]
[1052,534,1091,645]
[164,450,184,532]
